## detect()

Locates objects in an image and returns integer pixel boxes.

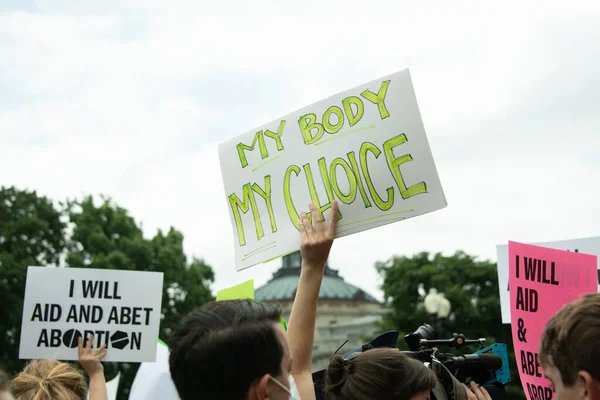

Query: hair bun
[324,355,352,395]
[10,360,88,400]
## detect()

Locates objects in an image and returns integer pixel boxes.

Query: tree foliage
[0,188,214,400]
[376,251,525,400]
[0,187,67,374]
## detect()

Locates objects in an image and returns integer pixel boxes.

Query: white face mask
[268,375,301,400]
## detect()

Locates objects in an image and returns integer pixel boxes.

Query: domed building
[255,251,386,371]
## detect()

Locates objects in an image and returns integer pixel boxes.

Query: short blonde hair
[10,360,87,400]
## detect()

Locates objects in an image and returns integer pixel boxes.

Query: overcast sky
[1,0,599,301]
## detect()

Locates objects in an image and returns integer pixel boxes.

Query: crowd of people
[1,200,600,400]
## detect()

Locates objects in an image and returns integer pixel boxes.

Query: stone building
[255,251,385,371]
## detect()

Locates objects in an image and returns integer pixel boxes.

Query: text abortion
[32,280,154,351]
[219,69,447,269]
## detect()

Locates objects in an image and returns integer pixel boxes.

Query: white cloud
[1,1,600,302]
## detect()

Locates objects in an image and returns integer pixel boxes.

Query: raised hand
[78,335,107,378]
[288,201,340,400]
[299,201,339,268]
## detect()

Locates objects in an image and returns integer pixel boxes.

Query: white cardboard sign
[497,236,600,323]
[219,69,447,270]
[19,267,164,362]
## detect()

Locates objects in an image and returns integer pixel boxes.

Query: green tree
[376,251,525,400]
[0,187,67,374]
[65,195,214,399]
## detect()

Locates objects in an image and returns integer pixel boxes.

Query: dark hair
[169,299,284,400]
[325,348,437,400]
[539,293,600,386]
[0,369,9,391]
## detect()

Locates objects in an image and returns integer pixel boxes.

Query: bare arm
[288,201,338,400]
[78,335,108,400]
[88,373,108,400]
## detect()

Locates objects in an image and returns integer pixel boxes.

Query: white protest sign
[129,340,179,400]
[106,373,120,400]
[19,267,164,362]
[219,69,447,270]
[497,236,600,323]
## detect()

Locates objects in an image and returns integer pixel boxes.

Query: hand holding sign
[79,335,110,400]
[219,69,447,271]
[299,201,339,269]
[78,335,106,377]
[19,267,163,363]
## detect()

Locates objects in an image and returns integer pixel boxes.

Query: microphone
[443,354,503,370]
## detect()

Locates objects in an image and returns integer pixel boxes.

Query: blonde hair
[10,360,87,400]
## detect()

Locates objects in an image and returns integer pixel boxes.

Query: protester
[323,347,492,400]
[168,201,338,400]
[325,348,437,399]
[294,203,437,400]
[283,204,493,400]
[10,335,108,400]
[539,292,600,400]
[0,370,14,400]
[169,299,291,399]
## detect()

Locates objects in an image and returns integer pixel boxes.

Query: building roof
[320,309,392,330]
[255,251,380,304]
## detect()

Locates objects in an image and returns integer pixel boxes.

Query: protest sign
[219,69,447,270]
[129,340,179,400]
[216,279,288,330]
[509,241,598,400]
[497,236,600,323]
[19,267,164,363]
[216,279,254,301]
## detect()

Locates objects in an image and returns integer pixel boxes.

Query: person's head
[0,369,14,400]
[540,293,600,400]
[169,299,295,400]
[325,348,437,400]
[10,359,87,400]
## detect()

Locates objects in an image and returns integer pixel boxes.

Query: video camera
[312,324,510,400]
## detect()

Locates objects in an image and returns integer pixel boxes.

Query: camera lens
[404,324,439,350]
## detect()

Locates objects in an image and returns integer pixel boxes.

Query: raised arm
[78,335,108,400]
[288,201,339,400]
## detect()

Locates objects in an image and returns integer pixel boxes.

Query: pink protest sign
[509,241,598,400]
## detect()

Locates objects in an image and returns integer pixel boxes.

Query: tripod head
[405,324,486,351]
